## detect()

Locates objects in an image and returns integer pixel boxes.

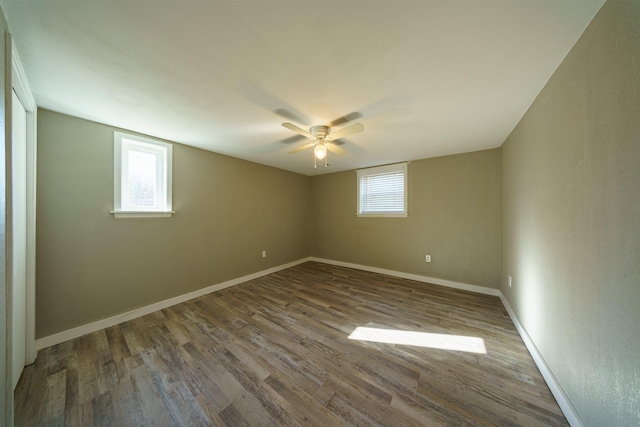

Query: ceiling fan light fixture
[282,121,362,168]
[314,143,327,160]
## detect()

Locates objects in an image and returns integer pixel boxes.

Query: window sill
[356,212,409,218]
[110,211,174,219]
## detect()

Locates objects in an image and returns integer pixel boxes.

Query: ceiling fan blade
[281,134,306,145]
[329,122,364,140]
[282,122,313,139]
[326,142,346,155]
[330,112,362,127]
[274,108,308,124]
[288,142,315,154]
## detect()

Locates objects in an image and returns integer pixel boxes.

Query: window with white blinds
[357,162,408,217]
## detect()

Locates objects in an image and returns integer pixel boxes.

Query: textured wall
[501,0,640,425]
[311,149,501,289]
[36,110,310,337]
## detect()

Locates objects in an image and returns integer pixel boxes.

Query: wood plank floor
[15,262,568,426]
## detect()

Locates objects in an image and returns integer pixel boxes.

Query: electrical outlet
[508,275,512,287]
[262,250,267,258]
[425,255,431,262]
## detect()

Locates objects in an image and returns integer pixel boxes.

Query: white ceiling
[2,0,605,176]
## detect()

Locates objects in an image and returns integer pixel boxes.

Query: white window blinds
[357,163,408,217]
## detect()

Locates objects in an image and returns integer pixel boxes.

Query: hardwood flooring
[15,262,567,426]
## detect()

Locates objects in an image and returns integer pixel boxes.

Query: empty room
[0,0,638,426]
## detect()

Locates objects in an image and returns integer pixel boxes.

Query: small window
[112,132,173,218]
[357,162,408,217]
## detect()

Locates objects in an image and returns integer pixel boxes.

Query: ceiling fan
[282,122,364,167]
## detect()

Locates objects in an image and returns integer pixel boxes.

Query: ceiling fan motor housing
[310,125,330,141]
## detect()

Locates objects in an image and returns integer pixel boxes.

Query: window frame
[112,132,173,218]
[356,162,408,218]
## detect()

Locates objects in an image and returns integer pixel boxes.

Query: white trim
[33,254,581,427]
[113,131,173,215]
[37,256,499,350]
[355,213,408,218]
[11,41,37,365]
[110,210,174,219]
[356,162,409,173]
[36,257,312,350]
[357,162,408,217]
[309,257,500,296]
[311,257,580,425]
[498,293,584,427]
[24,103,36,366]
[11,44,36,111]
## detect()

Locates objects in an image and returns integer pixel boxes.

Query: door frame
[11,41,36,365]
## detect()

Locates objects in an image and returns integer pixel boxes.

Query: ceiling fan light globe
[314,144,327,160]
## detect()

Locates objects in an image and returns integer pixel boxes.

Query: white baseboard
[36,257,498,351]
[35,256,582,426]
[309,257,501,296]
[35,257,312,350]
[310,257,581,425]
[498,293,583,427]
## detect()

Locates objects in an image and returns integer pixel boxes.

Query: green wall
[501,1,640,425]
[36,109,310,337]
[37,111,503,339]
[33,2,640,424]
[310,149,501,289]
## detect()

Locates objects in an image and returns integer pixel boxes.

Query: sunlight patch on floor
[348,327,487,354]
